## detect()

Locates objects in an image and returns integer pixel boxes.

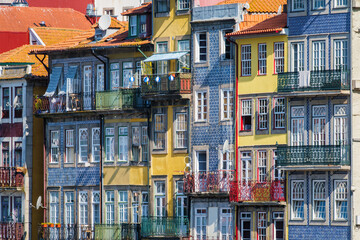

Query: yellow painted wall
[103,166,148,186]
[150,105,187,217]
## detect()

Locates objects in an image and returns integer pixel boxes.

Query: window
[79,192,88,225]
[92,191,100,225]
[132,127,140,162]
[50,131,59,163]
[14,142,22,167]
[142,192,149,217]
[110,63,120,90]
[313,0,325,9]
[105,128,115,162]
[334,39,348,70]
[257,212,267,240]
[141,126,148,162]
[130,16,137,36]
[241,99,252,131]
[291,180,305,219]
[156,42,168,75]
[136,61,142,86]
[156,0,169,13]
[335,0,348,7]
[92,128,100,162]
[2,142,9,166]
[258,99,268,130]
[291,42,304,71]
[2,87,9,119]
[220,208,233,240]
[274,98,285,129]
[64,192,74,224]
[312,41,326,71]
[176,181,188,217]
[154,114,166,150]
[157,42,168,53]
[132,192,140,223]
[221,151,233,173]
[196,91,207,122]
[196,32,207,62]
[178,0,190,10]
[119,191,128,223]
[274,42,284,73]
[273,212,284,240]
[140,15,147,34]
[241,45,251,76]
[79,128,88,163]
[313,180,326,220]
[83,65,92,110]
[312,105,326,146]
[96,64,104,91]
[334,180,348,220]
[334,105,347,145]
[240,212,251,240]
[221,29,233,60]
[293,0,305,11]
[65,130,74,163]
[221,89,234,121]
[195,209,207,240]
[14,87,22,118]
[178,40,190,72]
[49,192,59,223]
[258,44,267,75]
[291,106,305,146]
[257,151,267,182]
[105,191,115,224]
[154,181,166,217]
[118,127,128,162]
[274,151,284,181]
[241,152,252,182]
[104,8,114,15]
[196,151,207,173]
[123,62,133,88]
[175,112,187,149]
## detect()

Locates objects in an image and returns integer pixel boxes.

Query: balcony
[39,224,79,240]
[94,224,140,240]
[229,180,285,203]
[277,70,349,93]
[96,88,147,111]
[140,73,191,98]
[0,222,24,240]
[141,217,189,238]
[276,145,350,167]
[33,93,95,114]
[184,171,234,194]
[0,167,24,188]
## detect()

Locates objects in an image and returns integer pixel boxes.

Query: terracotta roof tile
[121,2,152,16]
[32,27,89,46]
[229,13,287,36]
[0,6,91,32]
[218,0,286,13]
[238,14,274,31]
[92,18,128,29]
[0,45,47,77]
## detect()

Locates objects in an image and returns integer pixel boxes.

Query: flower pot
[50,224,54,228]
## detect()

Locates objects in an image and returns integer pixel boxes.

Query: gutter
[91,49,109,90]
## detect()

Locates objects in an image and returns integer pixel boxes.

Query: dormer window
[140,15,147,34]
[130,16,137,36]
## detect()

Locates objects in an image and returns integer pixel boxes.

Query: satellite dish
[244,2,250,10]
[98,15,111,31]
[13,96,21,108]
[36,196,42,210]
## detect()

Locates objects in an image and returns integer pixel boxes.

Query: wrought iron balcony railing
[38,224,79,240]
[229,180,285,203]
[184,170,234,194]
[0,222,24,240]
[96,88,147,110]
[141,217,189,238]
[277,70,350,92]
[140,73,191,96]
[0,167,24,188]
[94,224,140,240]
[276,145,350,167]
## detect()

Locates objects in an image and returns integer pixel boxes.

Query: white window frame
[79,191,88,225]
[221,29,233,60]
[92,191,100,225]
[64,192,74,225]
[195,91,207,122]
[312,105,326,146]
[96,64,104,91]
[273,212,284,240]
[274,42,284,74]
[240,212,251,240]
[132,192,140,223]
[195,32,207,63]
[334,0,348,8]
[79,128,88,163]
[49,192,59,224]
[313,0,325,9]
[119,127,129,162]
[291,180,305,220]
[105,128,115,162]
[241,152,252,182]
[221,89,234,121]
[313,180,326,220]
[105,191,115,224]
[110,63,120,90]
[122,61,133,88]
[50,131,59,164]
[65,130,74,164]
[241,99,252,131]
[178,40,190,72]
[334,105,347,145]
[154,181,166,217]
[92,128,100,163]
[195,208,207,240]
[312,41,326,71]
[119,191,128,223]
[130,15,137,36]
[334,180,348,220]
[258,43,267,75]
[334,39,348,70]
[154,114,166,150]
[175,112,187,149]
[258,98,268,130]
[257,212,267,240]
[291,106,305,146]
[220,208,233,240]
[291,42,304,72]
[241,45,251,76]
[293,0,305,11]
[274,98,285,129]
[177,0,190,10]
[142,192,149,217]
[257,151,267,182]
[141,126,148,162]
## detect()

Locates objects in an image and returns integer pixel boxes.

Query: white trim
[29,28,46,46]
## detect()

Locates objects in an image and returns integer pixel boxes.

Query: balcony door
[83,65,92,110]
[240,212,251,240]
[273,212,284,240]
[290,106,305,146]
[1,196,9,222]
[195,151,207,192]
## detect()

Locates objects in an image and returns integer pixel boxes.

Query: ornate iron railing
[94,224,140,240]
[277,70,350,92]
[0,222,24,240]
[0,167,24,188]
[33,93,95,114]
[276,145,350,166]
[229,180,285,203]
[38,224,79,240]
[141,217,189,238]
[95,88,147,110]
[184,170,234,194]
[140,73,191,96]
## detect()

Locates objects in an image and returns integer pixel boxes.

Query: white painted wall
[94,0,145,21]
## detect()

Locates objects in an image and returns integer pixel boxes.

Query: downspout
[91,49,109,90]
[227,35,239,240]
[146,108,151,213]
[350,0,354,238]
[100,114,104,224]
[43,118,47,223]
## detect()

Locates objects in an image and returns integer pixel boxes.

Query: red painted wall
[27,0,94,14]
[0,32,28,54]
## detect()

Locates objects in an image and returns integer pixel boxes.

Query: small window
[154,114,166,150]
[313,180,326,220]
[221,29,233,60]
[334,180,348,220]
[258,44,267,75]
[2,142,9,166]
[178,0,190,10]
[50,131,59,163]
[195,91,207,122]
[334,105,348,145]
[65,130,74,163]
[49,192,59,224]
[335,0,348,7]
[96,64,104,91]
[241,45,251,76]
[79,128,88,163]
[258,99,268,130]
[110,63,120,90]
[313,0,325,9]
[293,0,305,11]
[156,0,169,13]
[291,180,305,220]
[132,127,140,162]
[273,98,285,129]
[14,142,22,167]
[104,8,114,15]
[141,126,149,162]
[257,212,267,240]
[92,128,101,162]
[130,15,137,36]
[241,99,252,131]
[257,151,267,182]
[14,87,22,118]
[142,192,149,217]
[140,15,147,34]
[221,89,234,121]
[119,127,128,162]
[274,42,284,73]
[196,32,207,62]
[178,40,190,72]
[2,87,10,119]
[175,112,188,149]
[105,128,115,162]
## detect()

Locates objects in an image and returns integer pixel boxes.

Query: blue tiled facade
[288,225,350,240]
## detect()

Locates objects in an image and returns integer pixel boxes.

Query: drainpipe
[99,115,104,224]
[350,0,354,238]
[43,118,47,223]
[91,49,109,90]
[227,35,239,240]
[146,107,151,218]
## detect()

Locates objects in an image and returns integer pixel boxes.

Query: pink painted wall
[193,0,224,7]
